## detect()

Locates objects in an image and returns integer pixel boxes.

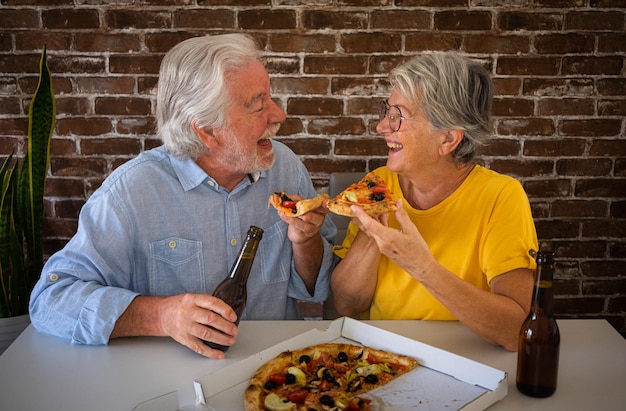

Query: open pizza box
[189,317,506,410]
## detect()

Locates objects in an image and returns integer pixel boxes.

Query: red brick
[269,35,335,53]
[534,34,595,54]
[371,10,431,30]
[94,97,152,116]
[575,179,626,198]
[341,33,402,53]
[496,118,556,136]
[489,159,555,178]
[563,56,623,76]
[597,78,626,96]
[116,118,157,135]
[554,240,607,259]
[335,138,388,156]
[0,9,40,29]
[287,98,343,116]
[56,118,113,136]
[497,12,563,31]
[331,78,390,97]
[464,35,529,54]
[497,57,560,76]
[553,201,609,219]
[42,9,100,29]
[555,297,605,316]
[307,118,366,136]
[535,219,580,240]
[275,138,331,156]
[50,157,108,177]
[405,33,463,51]
[238,10,296,29]
[81,138,143,156]
[434,10,492,31]
[565,11,625,31]
[524,138,586,157]
[174,10,234,29]
[524,179,573,198]
[523,78,594,97]
[75,77,136,94]
[537,98,595,116]
[302,158,367,174]
[302,10,368,30]
[556,158,613,176]
[491,98,534,117]
[304,56,368,75]
[561,119,622,137]
[109,55,163,75]
[75,34,141,53]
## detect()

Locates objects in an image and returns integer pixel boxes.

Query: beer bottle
[516,250,560,397]
[205,226,263,351]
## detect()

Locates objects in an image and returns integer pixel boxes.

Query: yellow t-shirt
[333,165,538,320]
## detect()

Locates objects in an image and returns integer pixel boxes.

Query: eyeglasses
[379,100,409,132]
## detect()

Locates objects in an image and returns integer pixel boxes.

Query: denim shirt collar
[168,152,266,193]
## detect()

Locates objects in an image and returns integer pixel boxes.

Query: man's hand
[277,194,327,245]
[112,293,239,359]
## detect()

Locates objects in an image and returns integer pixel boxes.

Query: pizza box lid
[189,317,507,410]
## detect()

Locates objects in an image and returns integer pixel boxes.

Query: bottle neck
[531,263,555,316]
[228,228,262,282]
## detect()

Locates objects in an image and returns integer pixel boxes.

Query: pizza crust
[327,198,397,217]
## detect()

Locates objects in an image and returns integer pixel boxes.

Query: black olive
[370,192,386,202]
[264,380,276,390]
[299,354,311,364]
[323,372,335,382]
[365,374,379,384]
[285,373,296,384]
[320,395,335,406]
[355,350,363,360]
[367,181,376,189]
[337,351,348,362]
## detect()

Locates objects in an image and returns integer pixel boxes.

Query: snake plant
[0,46,55,318]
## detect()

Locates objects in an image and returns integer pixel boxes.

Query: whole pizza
[244,342,418,410]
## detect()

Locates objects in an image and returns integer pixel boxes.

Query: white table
[0,319,624,410]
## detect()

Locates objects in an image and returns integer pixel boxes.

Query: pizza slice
[327,172,397,217]
[269,192,329,217]
[244,342,419,411]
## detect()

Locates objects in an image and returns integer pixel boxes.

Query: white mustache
[262,123,280,139]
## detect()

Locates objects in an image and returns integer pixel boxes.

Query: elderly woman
[330,52,538,351]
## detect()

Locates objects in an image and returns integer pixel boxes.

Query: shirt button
[49,273,59,282]
[207,181,215,187]
[230,238,237,246]
[169,240,177,249]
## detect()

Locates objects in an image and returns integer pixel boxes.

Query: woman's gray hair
[156,34,261,159]
[389,51,493,164]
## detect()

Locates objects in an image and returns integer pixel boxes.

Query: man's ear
[191,122,218,148]
[439,129,464,156]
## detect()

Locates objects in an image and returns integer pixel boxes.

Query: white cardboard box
[191,317,507,410]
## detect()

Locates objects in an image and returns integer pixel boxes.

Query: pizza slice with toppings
[244,342,418,411]
[327,172,397,217]
[269,192,329,217]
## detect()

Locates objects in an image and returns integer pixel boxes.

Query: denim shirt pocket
[257,221,290,284]
[149,237,204,295]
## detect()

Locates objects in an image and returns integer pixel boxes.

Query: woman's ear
[191,122,218,148]
[439,129,464,156]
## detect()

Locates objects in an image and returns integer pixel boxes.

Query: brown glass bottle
[205,226,263,351]
[516,250,560,398]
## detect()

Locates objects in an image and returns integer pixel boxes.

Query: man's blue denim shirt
[29,142,336,345]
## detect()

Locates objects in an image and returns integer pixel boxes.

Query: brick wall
[1,1,624,336]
